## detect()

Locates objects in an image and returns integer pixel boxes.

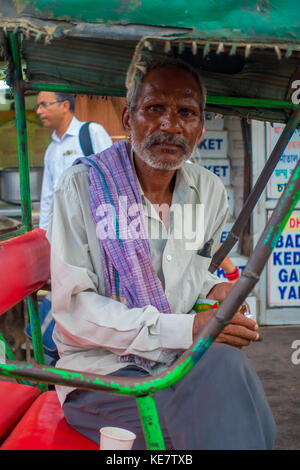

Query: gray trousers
[63,344,276,450]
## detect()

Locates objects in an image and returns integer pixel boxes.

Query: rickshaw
[0,0,299,450]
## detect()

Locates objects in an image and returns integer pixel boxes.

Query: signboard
[219,220,238,254]
[204,112,224,131]
[267,210,300,307]
[266,123,300,199]
[201,158,230,186]
[198,130,228,158]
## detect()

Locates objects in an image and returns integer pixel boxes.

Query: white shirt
[47,153,229,405]
[39,116,112,230]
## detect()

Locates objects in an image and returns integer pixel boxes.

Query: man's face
[123,66,204,170]
[36,91,64,130]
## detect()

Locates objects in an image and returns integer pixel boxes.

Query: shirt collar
[52,116,82,142]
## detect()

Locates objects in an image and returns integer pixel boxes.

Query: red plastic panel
[0,229,50,315]
[0,382,41,442]
[1,391,98,450]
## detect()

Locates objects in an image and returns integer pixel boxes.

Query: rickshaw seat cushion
[0,381,41,442]
[0,390,98,450]
[0,228,50,315]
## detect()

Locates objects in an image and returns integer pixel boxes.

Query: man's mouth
[145,133,189,153]
[153,142,182,151]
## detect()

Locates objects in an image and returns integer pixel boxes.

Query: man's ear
[122,105,132,138]
[197,126,206,146]
[62,100,71,114]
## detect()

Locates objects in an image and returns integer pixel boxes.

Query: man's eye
[147,105,164,113]
[180,108,196,117]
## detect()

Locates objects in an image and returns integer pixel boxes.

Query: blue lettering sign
[285,234,294,248]
[216,139,222,150]
[278,285,287,299]
[273,251,282,265]
[276,236,283,248]
[284,252,292,265]
[278,269,288,282]
[288,286,297,300]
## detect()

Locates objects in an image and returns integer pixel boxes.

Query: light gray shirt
[47,156,228,405]
[40,116,112,230]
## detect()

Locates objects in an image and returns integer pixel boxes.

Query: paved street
[245,325,300,450]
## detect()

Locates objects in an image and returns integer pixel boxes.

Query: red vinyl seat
[0,390,98,450]
[0,381,41,443]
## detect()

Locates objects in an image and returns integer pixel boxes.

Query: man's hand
[206,282,234,303]
[207,282,250,315]
[192,282,259,348]
[192,310,259,348]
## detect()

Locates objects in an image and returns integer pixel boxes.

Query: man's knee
[183,342,252,387]
[198,342,248,368]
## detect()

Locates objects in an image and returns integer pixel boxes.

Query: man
[37,91,112,230]
[48,57,276,449]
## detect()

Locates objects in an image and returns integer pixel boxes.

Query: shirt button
[166,254,172,261]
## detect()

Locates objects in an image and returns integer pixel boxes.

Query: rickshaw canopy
[0,0,300,123]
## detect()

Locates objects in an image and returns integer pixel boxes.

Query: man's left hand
[205,282,257,348]
[206,282,250,313]
[206,282,233,303]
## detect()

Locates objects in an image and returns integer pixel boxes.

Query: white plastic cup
[100,427,136,450]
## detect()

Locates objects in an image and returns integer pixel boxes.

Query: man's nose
[159,111,181,132]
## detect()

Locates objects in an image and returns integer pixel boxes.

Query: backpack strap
[79,121,95,156]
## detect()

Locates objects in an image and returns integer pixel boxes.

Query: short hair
[54,92,75,112]
[126,56,207,115]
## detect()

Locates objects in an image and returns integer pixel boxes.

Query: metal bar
[204,158,300,339]
[0,353,194,396]
[26,82,125,97]
[26,293,45,366]
[0,332,31,386]
[0,227,26,242]
[26,81,297,110]
[26,293,48,392]
[0,332,16,362]
[206,95,297,110]
[8,33,32,232]
[209,104,300,273]
[136,395,166,450]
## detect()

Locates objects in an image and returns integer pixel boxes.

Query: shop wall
[252,120,300,325]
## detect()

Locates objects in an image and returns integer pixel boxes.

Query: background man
[48,58,276,449]
[36,91,112,230]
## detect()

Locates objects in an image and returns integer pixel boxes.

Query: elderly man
[37,91,112,230]
[48,57,276,450]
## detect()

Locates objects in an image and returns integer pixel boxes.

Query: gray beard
[131,131,195,170]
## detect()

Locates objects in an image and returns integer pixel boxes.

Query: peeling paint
[13,0,32,15]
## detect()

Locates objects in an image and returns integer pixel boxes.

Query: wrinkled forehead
[137,66,202,105]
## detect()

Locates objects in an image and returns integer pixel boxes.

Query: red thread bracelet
[225,267,239,281]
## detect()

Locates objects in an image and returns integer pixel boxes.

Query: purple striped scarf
[74,140,171,368]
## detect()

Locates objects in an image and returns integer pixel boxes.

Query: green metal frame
[3,33,47,390]
[0,30,299,450]
[26,82,298,111]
